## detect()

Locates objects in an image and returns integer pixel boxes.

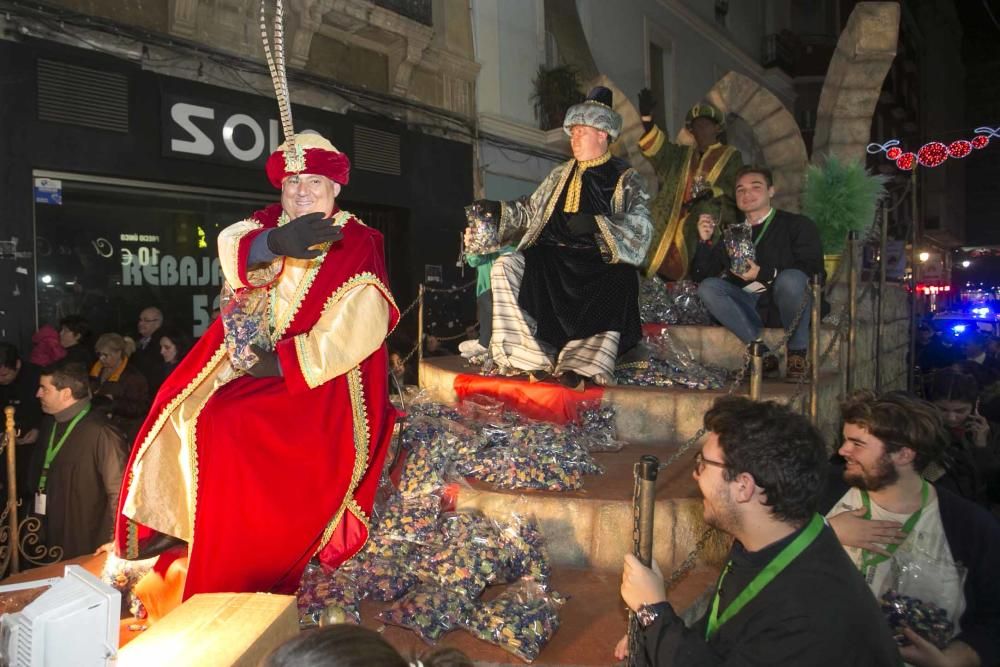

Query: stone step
[366,564,719,666]
[649,323,841,372]
[453,445,730,574]
[419,356,844,446]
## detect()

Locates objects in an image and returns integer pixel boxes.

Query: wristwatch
[636,601,670,628]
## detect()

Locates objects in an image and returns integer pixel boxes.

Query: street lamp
[962,260,971,268]
[918,251,930,262]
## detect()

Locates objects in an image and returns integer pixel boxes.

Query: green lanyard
[38,405,90,493]
[750,208,776,247]
[858,479,928,579]
[705,513,824,640]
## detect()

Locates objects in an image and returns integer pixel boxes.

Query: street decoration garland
[867,126,999,170]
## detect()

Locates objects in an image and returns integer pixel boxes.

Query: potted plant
[530,64,584,131]
[801,154,887,277]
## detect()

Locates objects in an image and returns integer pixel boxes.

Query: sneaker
[786,349,808,382]
[459,340,488,358]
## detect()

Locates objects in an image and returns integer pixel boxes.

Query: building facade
[0,0,479,351]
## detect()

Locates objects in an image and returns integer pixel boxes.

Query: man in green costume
[637,91,743,281]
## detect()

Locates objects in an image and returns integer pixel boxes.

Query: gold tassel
[563,151,612,213]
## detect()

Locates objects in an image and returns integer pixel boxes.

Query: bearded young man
[464,86,652,389]
[112,133,399,599]
[823,390,1000,667]
[618,396,900,666]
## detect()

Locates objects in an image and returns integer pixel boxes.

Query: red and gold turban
[264,133,351,189]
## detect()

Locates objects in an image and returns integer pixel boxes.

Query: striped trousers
[489,252,619,380]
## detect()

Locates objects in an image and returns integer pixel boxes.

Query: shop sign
[162,93,330,169]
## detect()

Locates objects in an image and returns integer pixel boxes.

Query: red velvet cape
[114,204,399,598]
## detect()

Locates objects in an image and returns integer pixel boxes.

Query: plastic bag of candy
[463,201,503,255]
[295,562,364,627]
[101,553,157,620]
[564,402,622,453]
[378,584,477,644]
[723,221,755,275]
[456,447,584,491]
[496,513,552,587]
[377,491,443,543]
[219,282,272,371]
[340,551,419,603]
[404,390,464,421]
[460,579,564,662]
[458,393,506,423]
[877,544,966,648]
[411,512,511,597]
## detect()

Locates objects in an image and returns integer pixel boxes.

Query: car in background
[931,308,999,340]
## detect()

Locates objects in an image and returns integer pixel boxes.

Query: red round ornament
[971,135,989,149]
[886,147,902,160]
[917,142,948,168]
[895,152,916,171]
[947,141,972,159]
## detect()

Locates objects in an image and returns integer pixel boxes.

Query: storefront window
[34,173,270,340]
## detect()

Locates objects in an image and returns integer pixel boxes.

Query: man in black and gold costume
[464,87,652,389]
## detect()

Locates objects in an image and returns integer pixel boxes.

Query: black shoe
[135,532,186,560]
[528,370,556,384]
[557,371,586,392]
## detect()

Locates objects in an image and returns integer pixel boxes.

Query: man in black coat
[690,165,824,380]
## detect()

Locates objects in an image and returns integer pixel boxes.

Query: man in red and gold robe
[114,133,399,599]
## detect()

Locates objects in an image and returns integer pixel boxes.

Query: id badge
[34,492,46,516]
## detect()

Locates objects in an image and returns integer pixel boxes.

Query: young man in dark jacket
[690,165,824,380]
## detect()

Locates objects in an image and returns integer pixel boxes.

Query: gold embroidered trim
[703,145,735,185]
[347,498,370,530]
[564,151,611,214]
[315,366,371,553]
[294,335,318,389]
[132,344,228,464]
[645,146,695,277]
[270,210,353,341]
[639,125,665,157]
[594,215,619,264]
[125,516,138,559]
[522,161,575,248]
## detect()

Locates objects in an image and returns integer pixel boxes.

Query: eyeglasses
[694,451,729,475]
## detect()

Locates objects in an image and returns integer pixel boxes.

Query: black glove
[266,212,344,259]
[566,214,598,236]
[638,88,656,117]
[247,344,281,377]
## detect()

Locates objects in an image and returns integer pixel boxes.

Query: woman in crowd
[154,325,193,393]
[90,333,149,445]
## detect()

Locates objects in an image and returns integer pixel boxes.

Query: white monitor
[0,564,120,667]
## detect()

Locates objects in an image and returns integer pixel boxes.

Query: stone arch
[812,2,900,165]
[695,71,809,212]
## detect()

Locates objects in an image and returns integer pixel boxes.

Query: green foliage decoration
[801,155,887,255]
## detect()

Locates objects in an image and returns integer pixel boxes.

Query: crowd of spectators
[0,305,196,562]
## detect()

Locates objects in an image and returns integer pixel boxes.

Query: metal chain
[423,279,476,294]
[664,528,715,591]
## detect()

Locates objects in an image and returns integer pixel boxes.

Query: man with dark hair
[27,361,125,559]
[823,390,1000,667]
[618,396,900,666]
[691,165,825,381]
